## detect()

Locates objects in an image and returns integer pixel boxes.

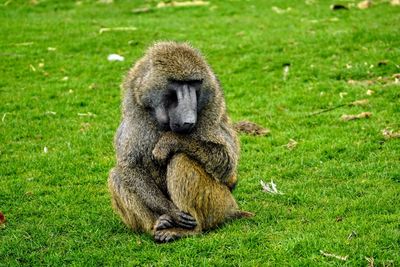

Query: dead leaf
[347,79,374,86]
[43,146,48,153]
[45,111,57,115]
[260,180,284,195]
[272,6,292,14]
[282,63,290,80]
[320,250,348,261]
[335,216,343,222]
[107,54,125,61]
[382,128,400,139]
[132,7,151,13]
[78,112,96,117]
[2,113,8,122]
[351,99,369,106]
[233,121,270,136]
[157,1,209,8]
[341,112,372,121]
[366,89,374,95]
[330,4,348,10]
[391,0,400,5]
[376,76,395,85]
[0,212,6,225]
[365,256,375,267]
[357,0,372,9]
[286,139,298,150]
[99,27,137,34]
[347,231,357,240]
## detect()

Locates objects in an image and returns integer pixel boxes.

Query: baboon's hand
[152,132,179,162]
[171,211,197,229]
[155,214,174,230]
[155,211,196,230]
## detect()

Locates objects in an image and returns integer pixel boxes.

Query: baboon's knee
[167,154,239,230]
[108,168,156,233]
[167,154,204,187]
[108,168,133,228]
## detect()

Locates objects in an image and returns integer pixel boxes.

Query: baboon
[108,41,252,243]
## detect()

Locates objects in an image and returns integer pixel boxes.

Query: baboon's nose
[182,122,195,132]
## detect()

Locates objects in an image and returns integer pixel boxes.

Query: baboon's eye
[189,79,203,87]
[165,90,178,107]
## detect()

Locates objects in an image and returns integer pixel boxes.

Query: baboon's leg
[108,168,157,233]
[154,154,241,242]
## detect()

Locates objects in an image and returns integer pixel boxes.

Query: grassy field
[1,0,399,266]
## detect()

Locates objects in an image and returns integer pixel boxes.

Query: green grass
[1,0,399,266]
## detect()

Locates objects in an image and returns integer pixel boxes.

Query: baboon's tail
[232,210,255,219]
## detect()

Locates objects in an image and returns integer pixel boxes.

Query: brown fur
[108,41,253,242]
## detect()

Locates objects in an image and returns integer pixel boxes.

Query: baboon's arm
[120,167,173,213]
[153,126,238,184]
[186,140,236,184]
[119,167,197,229]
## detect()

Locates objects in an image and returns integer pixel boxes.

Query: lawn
[0,0,399,266]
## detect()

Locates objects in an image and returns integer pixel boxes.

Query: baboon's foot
[154,228,196,243]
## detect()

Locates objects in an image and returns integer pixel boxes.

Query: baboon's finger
[176,212,197,229]
[179,212,195,220]
[155,215,174,230]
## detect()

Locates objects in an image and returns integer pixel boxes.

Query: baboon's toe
[154,229,183,243]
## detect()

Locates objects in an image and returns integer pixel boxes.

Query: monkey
[108,41,253,243]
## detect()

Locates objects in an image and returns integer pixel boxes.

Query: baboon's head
[125,42,224,134]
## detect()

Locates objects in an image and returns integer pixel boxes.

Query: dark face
[146,80,208,134]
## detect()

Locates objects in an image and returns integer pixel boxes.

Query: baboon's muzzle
[170,84,197,134]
